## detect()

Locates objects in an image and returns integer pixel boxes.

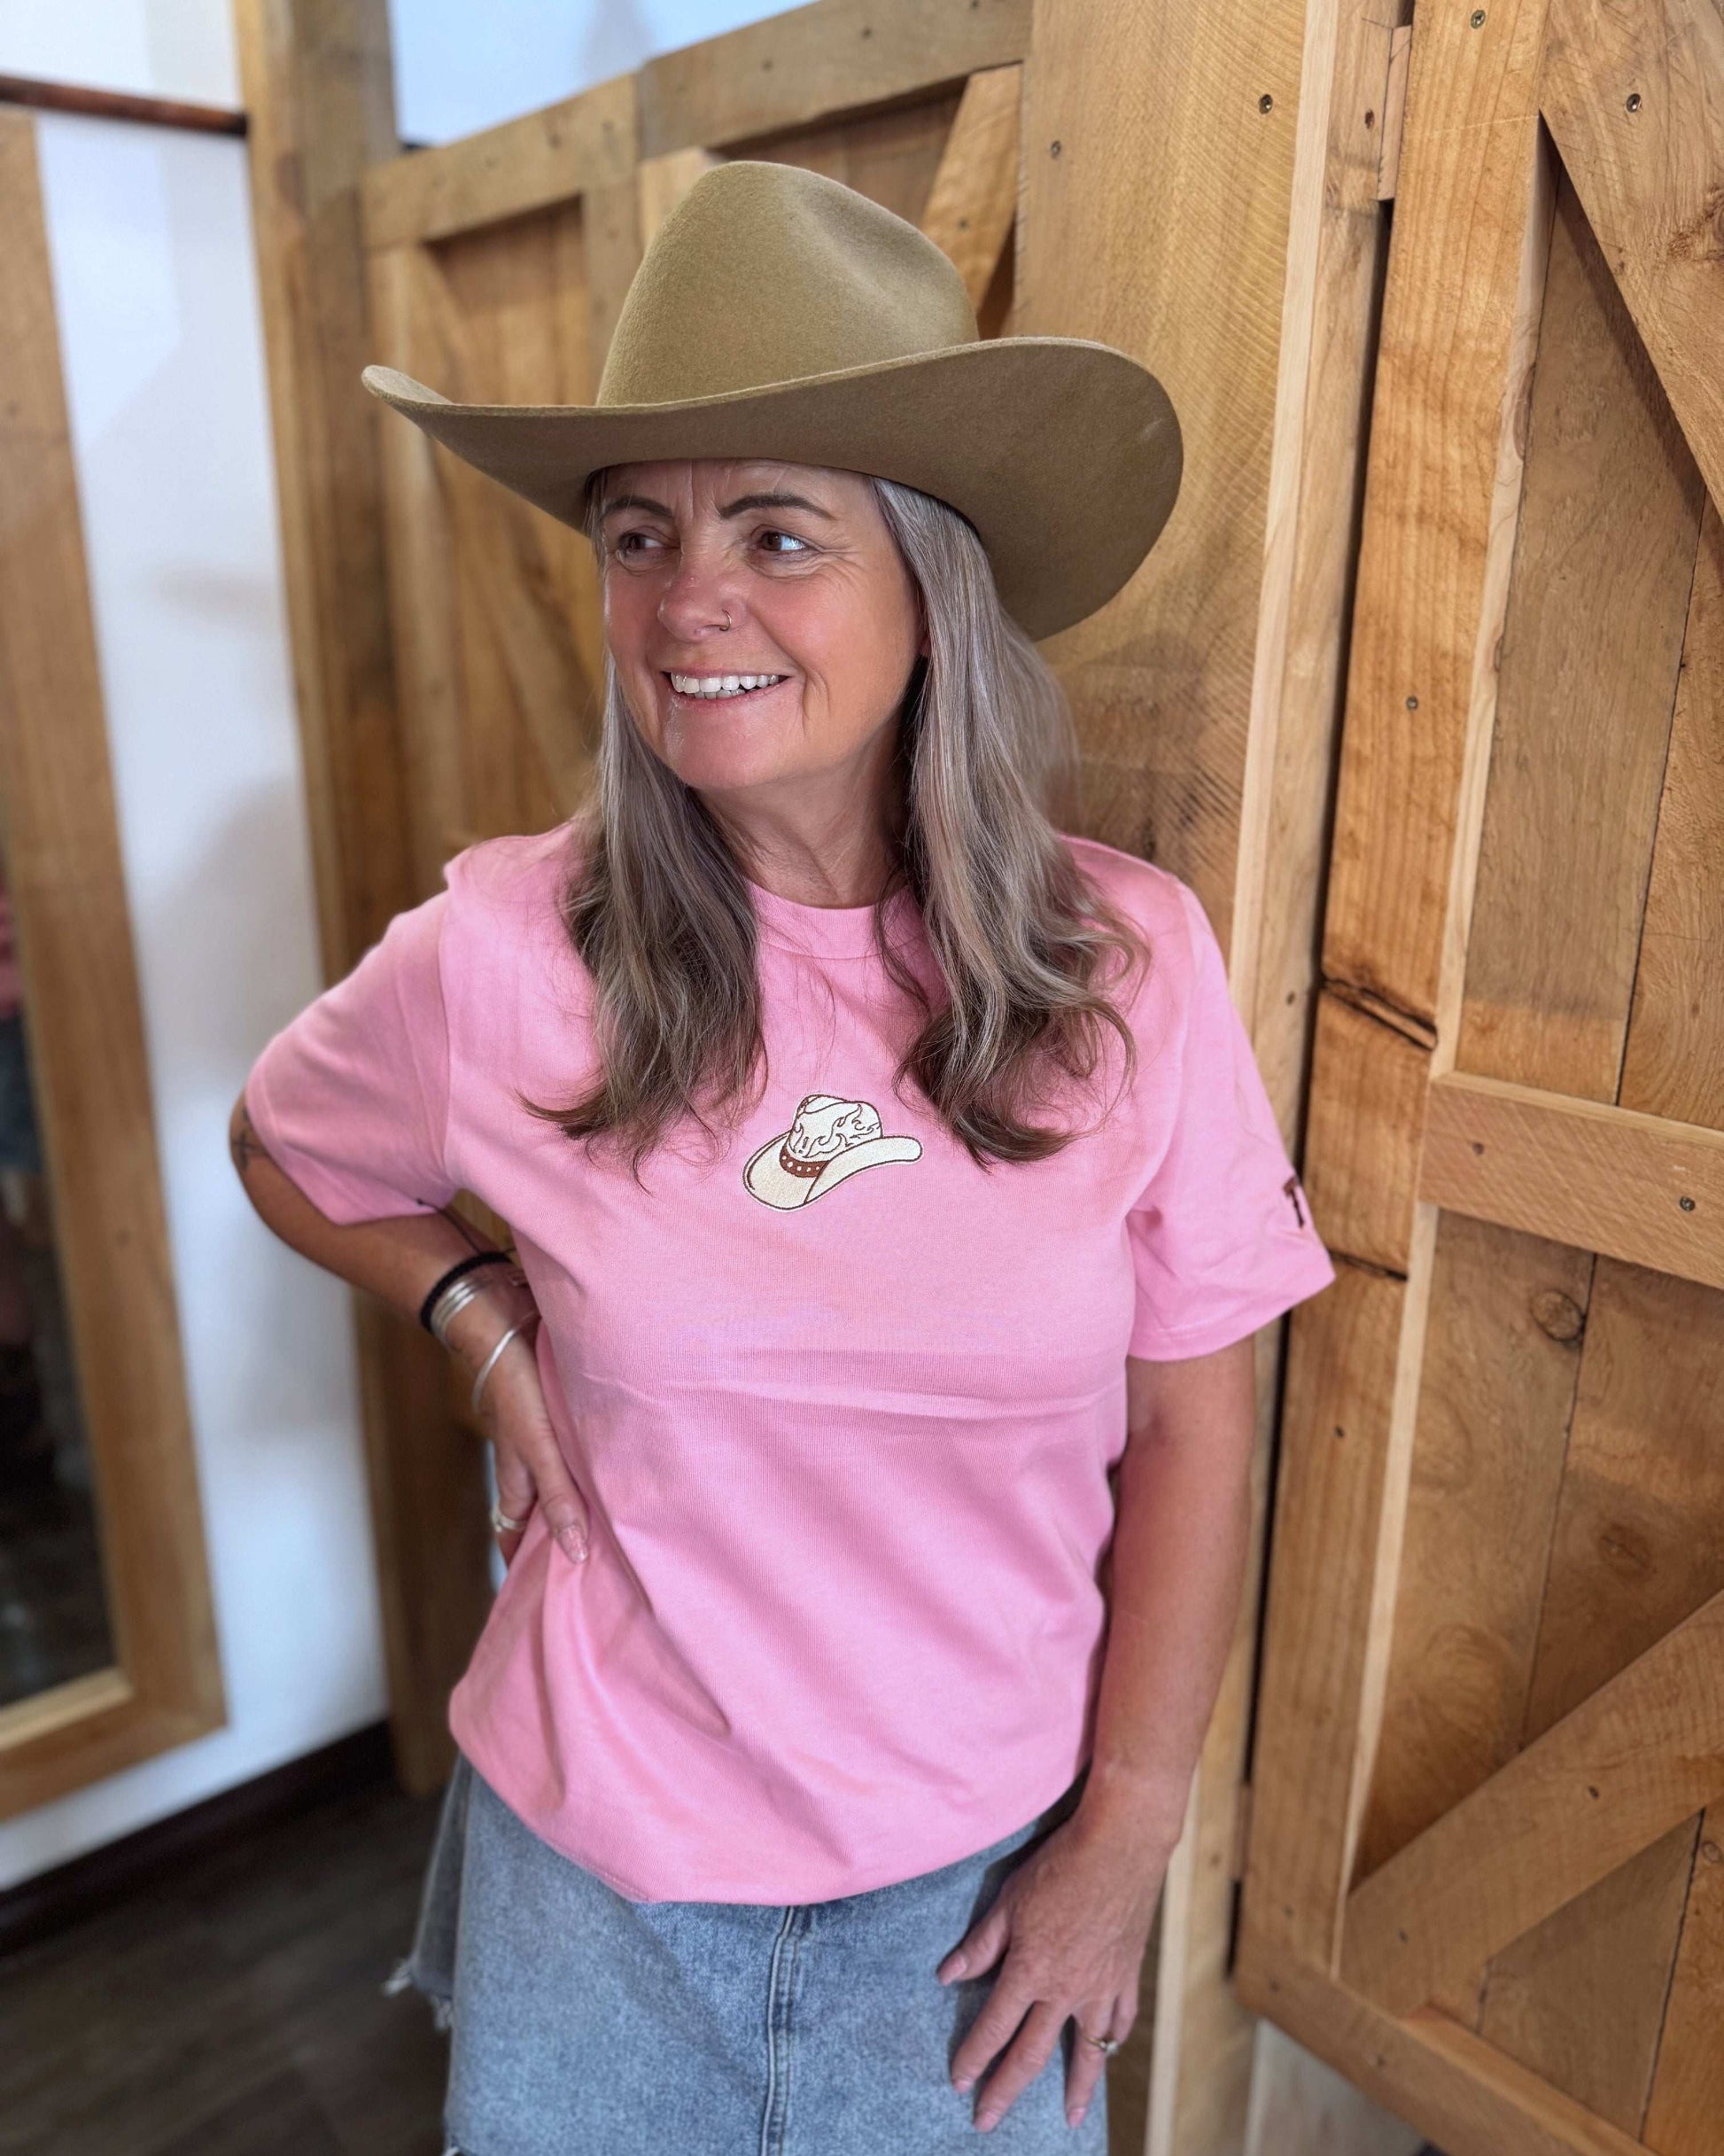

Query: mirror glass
[0,837,114,1708]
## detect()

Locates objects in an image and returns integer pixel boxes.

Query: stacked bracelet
[428,1265,529,1347]
[418,1249,510,1333]
[470,1313,540,1414]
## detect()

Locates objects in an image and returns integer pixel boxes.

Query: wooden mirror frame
[0,110,224,1820]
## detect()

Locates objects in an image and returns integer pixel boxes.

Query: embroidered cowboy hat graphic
[744,1093,921,1210]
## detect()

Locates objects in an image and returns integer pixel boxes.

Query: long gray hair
[528,473,1153,1178]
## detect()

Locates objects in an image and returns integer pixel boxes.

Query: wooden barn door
[1237,0,1724,2150]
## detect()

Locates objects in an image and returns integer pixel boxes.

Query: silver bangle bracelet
[470,1313,539,1414]
[429,1265,528,1346]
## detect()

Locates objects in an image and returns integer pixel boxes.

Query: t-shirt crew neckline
[744,875,920,961]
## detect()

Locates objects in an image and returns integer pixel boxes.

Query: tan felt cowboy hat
[362,160,1182,642]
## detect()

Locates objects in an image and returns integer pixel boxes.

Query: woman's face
[596,459,925,813]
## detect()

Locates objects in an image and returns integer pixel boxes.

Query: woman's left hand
[936,1801,1176,2133]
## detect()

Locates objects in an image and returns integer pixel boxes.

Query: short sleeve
[1126,882,1337,1359]
[244,890,459,1226]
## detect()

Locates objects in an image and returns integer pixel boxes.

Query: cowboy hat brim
[744,1132,923,1210]
[362,339,1180,643]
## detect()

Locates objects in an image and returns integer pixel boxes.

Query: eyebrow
[599,489,836,523]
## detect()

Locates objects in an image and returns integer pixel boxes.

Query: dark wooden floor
[0,1773,450,2156]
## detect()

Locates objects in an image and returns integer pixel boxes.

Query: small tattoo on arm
[230,1102,271,1178]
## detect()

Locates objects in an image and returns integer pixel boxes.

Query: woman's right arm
[229,1087,590,1565]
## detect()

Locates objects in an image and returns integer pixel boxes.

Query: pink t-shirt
[245,824,1335,1902]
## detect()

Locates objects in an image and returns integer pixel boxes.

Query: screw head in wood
[1470,8,1487,24]
[1680,1194,1697,1210]
[1627,91,1642,112]
[1259,92,1274,113]
[1406,694,1419,710]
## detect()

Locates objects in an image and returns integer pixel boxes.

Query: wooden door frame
[1238,0,1724,2148]
[0,111,224,1818]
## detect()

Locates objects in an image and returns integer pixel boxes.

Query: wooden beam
[1539,0,1724,517]
[917,63,1019,309]
[637,0,1031,158]
[1237,1938,1652,2156]
[1340,1590,1724,2013]
[638,146,719,247]
[1419,1071,1724,1293]
[237,0,492,1795]
[363,72,634,249]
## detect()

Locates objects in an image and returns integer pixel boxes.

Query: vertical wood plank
[1456,175,1705,1097]
[1016,0,1306,922]
[917,64,1021,308]
[237,0,492,1793]
[1320,0,1551,1024]
[1245,1258,1409,1966]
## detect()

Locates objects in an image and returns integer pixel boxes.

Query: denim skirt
[400,1753,1109,2156]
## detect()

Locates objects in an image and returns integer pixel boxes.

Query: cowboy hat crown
[363,158,1181,640]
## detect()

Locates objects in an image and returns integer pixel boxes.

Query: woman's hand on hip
[447,1294,589,1569]
[936,1802,1172,2134]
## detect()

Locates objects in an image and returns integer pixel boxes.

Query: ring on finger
[490,1502,529,1537]
[1078,2028,1120,2055]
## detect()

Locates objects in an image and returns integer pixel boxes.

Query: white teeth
[668,672,786,698]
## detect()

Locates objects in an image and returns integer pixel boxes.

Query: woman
[233,161,1335,2154]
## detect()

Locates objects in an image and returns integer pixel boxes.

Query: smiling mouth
[664,672,789,702]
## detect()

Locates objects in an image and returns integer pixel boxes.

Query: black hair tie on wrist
[418,1249,511,1333]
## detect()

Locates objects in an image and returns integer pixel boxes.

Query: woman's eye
[757,529,812,557]
[612,530,666,559]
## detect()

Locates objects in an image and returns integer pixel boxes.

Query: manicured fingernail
[953,2075,974,2094]
[1068,2106,1087,2129]
[945,1954,967,1979]
[558,1529,587,1562]
[976,2112,999,2132]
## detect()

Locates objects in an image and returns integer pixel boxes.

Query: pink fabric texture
[245,826,1336,1903]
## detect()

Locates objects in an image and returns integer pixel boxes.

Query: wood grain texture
[1356,1214,1590,1882]
[1455,173,1705,1100]
[237,0,491,1793]
[1016,0,1306,923]
[636,0,1029,157]
[1418,1073,1724,1291]
[1301,990,1429,1277]
[1642,1808,1724,2152]
[1237,1937,1654,2156]
[1619,496,1724,1130]
[1320,0,1552,1024]
[1233,0,1407,1140]
[1243,1258,1408,1969]
[0,112,222,1816]
[363,70,634,246]
[1539,0,1724,515]
[916,63,1019,307]
[637,145,719,245]
[1479,1818,1700,2132]
[1341,1590,1724,2013]
[747,87,960,225]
